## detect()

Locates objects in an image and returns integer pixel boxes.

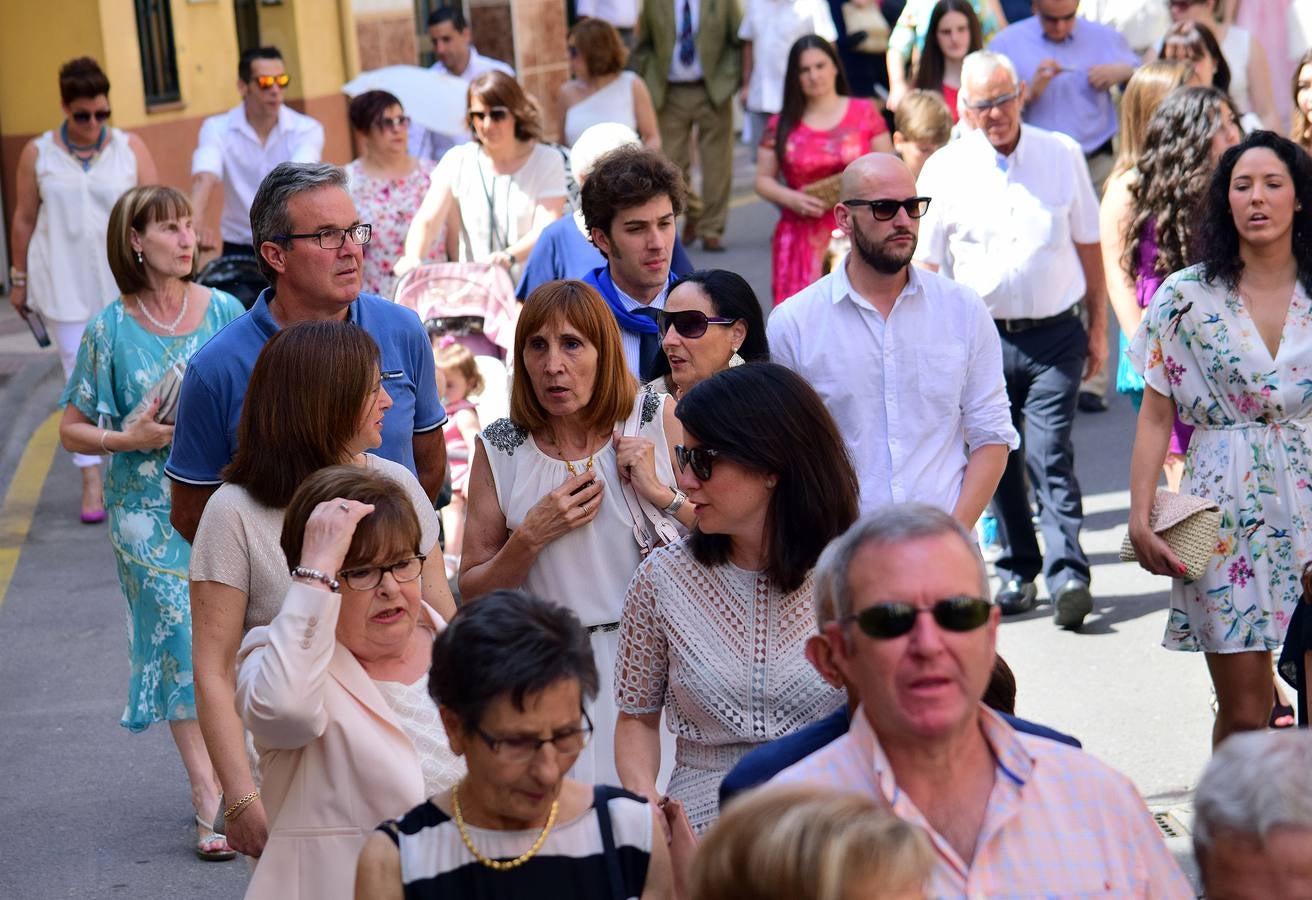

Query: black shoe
[995,579,1037,615]
[1053,581,1093,630]
[1077,391,1108,412]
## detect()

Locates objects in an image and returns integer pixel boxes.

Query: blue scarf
[583,265,677,335]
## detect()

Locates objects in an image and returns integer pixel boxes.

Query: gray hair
[960,50,1020,104]
[812,504,988,633]
[1194,730,1312,854]
[249,162,350,282]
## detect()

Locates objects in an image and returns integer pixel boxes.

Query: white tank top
[564,72,639,147]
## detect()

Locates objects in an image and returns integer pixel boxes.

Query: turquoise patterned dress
[1130,265,1312,653]
[60,289,243,731]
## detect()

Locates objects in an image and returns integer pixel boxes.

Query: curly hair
[1196,130,1312,296]
[1292,49,1312,153]
[912,0,983,95]
[580,144,687,239]
[1124,87,1234,282]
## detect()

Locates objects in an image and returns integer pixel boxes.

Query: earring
[135,251,143,265]
[728,347,744,368]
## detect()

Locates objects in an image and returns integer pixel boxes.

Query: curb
[0,356,62,500]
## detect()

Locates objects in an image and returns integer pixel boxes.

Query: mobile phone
[22,307,51,348]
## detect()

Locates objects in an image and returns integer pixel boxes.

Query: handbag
[123,360,187,429]
[617,397,681,558]
[801,172,844,209]
[1119,489,1222,582]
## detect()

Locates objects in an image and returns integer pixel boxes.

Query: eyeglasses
[963,91,1020,112]
[337,554,425,591]
[377,115,411,131]
[252,73,291,90]
[70,110,112,124]
[841,595,993,640]
[469,106,512,124]
[272,224,373,249]
[474,710,594,764]
[674,444,722,481]
[658,309,738,339]
[842,197,932,221]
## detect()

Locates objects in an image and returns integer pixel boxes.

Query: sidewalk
[0,297,62,494]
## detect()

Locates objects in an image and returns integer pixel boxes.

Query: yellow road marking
[728,193,762,210]
[0,412,61,609]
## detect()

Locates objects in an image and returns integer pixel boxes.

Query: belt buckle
[1003,318,1026,333]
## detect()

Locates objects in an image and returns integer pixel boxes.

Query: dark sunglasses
[469,106,511,124]
[71,110,112,123]
[377,115,411,131]
[1039,11,1077,23]
[841,596,993,640]
[252,73,291,90]
[674,445,722,481]
[842,197,932,221]
[658,309,737,339]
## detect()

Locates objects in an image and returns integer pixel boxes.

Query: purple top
[988,17,1139,154]
[1134,217,1194,453]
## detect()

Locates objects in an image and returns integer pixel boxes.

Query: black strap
[593,785,626,900]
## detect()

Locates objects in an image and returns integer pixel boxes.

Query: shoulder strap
[618,396,681,554]
[593,786,626,900]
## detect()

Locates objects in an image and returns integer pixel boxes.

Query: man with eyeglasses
[167,163,447,543]
[769,504,1192,897]
[915,50,1104,629]
[191,46,324,258]
[768,152,1017,526]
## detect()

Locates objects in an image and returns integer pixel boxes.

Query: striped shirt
[378,785,653,898]
[773,705,1193,897]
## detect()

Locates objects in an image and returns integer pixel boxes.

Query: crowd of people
[10,1,1312,897]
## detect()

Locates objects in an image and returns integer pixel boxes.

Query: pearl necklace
[452,781,559,871]
[136,291,189,335]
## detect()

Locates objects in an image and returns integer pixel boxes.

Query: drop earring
[728,347,744,368]
[135,250,144,265]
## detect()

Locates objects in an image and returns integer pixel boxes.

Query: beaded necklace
[60,121,106,172]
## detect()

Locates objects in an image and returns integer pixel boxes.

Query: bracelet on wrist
[99,429,114,454]
[9,266,26,287]
[223,789,260,821]
[663,487,687,515]
[291,566,340,592]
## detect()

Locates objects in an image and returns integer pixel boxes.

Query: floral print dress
[346,158,445,299]
[1130,265,1312,653]
[60,289,243,730]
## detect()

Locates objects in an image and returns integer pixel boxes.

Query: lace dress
[375,669,465,798]
[762,98,888,305]
[615,539,845,832]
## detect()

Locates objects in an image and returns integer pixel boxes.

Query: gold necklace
[451,781,559,871]
[546,430,596,476]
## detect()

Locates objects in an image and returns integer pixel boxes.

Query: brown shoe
[701,236,726,252]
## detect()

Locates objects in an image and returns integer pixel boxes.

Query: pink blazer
[236,582,440,900]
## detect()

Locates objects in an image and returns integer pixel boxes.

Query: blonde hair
[690,785,933,900]
[894,90,953,146]
[1114,60,1190,178]
[434,340,485,398]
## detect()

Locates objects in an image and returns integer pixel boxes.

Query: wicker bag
[1119,489,1222,582]
[801,173,844,209]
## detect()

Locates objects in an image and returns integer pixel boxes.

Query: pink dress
[346,158,446,299]
[763,98,888,305]
[442,398,476,492]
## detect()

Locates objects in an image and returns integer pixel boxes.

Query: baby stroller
[196,253,268,310]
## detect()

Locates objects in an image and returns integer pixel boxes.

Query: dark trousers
[991,315,1090,593]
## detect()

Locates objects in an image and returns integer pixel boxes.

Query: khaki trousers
[659,81,734,239]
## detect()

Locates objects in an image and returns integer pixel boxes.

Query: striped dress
[378,785,653,899]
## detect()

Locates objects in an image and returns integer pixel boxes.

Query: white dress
[479,391,677,785]
[1220,25,1255,118]
[564,72,640,146]
[26,128,137,324]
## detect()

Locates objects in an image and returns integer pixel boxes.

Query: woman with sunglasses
[346,90,450,298]
[400,71,567,281]
[615,363,858,832]
[236,465,461,900]
[9,56,158,523]
[1165,0,1277,130]
[557,17,660,149]
[647,269,769,400]
[755,35,893,306]
[189,321,458,859]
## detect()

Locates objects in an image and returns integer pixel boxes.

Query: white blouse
[375,669,465,798]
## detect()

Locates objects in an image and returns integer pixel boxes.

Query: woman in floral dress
[754,35,892,305]
[58,186,243,858]
[1128,132,1312,746]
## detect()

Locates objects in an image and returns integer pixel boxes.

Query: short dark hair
[676,363,859,593]
[59,57,109,105]
[429,590,599,730]
[427,5,467,30]
[348,90,403,133]
[571,17,628,78]
[581,145,687,243]
[239,46,283,83]
[649,269,769,381]
[280,465,423,575]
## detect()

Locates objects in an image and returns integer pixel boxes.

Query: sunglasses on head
[658,309,737,339]
[469,106,511,124]
[70,109,112,123]
[841,197,932,221]
[377,114,411,131]
[252,73,291,90]
[674,445,722,481]
[841,596,993,640]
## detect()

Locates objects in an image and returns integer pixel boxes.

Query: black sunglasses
[658,309,737,339]
[674,445,722,481]
[841,596,993,640]
[842,197,932,221]
[469,106,511,124]
[71,110,112,123]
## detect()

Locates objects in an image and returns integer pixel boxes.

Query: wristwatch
[664,488,687,515]
[290,566,340,591]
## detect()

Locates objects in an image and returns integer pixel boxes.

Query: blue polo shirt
[165,288,445,486]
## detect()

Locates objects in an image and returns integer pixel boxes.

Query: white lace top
[614,539,845,830]
[375,671,465,798]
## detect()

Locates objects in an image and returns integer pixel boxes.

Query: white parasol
[342,65,470,137]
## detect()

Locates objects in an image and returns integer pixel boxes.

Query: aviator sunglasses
[71,109,112,123]
[841,595,993,640]
[252,73,292,90]
[674,445,722,481]
[842,197,932,221]
[658,309,737,339]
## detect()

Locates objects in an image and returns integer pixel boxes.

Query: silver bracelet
[290,566,339,591]
[663,488,687,515]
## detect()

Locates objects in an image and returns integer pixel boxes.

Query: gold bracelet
[223,789,260,821]
[99,429,113,454]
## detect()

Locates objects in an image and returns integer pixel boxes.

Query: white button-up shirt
[769,262,1018,516]
[191,105,325,245]
[577,0,640,29]
[914,125,1100,320]
[738,0,838,114]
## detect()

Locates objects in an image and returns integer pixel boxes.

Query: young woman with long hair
[911,0,984,121]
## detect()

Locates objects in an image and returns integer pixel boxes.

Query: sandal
[195,814,237,861]
[1271,698,1296,729]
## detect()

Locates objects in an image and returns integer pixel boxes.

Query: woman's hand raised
[297,498,376,580]
[519,473,604,551]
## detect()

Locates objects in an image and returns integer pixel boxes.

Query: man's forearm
[952,444,1010,529]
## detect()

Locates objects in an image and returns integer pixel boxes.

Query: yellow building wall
[0,1,107,134]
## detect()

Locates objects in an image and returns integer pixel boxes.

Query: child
[892,90,953,180]
[434,337,484,574]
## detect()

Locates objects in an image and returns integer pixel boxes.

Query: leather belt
[993,303,1080,333]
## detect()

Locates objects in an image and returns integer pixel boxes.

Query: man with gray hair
[1194,730,1312,898]
[915,49,1106,629]
[166,162,447,542]
[772,504,1191,896]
